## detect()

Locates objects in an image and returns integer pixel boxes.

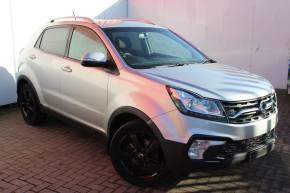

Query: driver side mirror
[81,52,108,67]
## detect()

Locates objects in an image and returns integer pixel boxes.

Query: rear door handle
[61,66,72,72]
[29,54,36,60]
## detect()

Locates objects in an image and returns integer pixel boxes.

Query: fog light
[188,140,226,159]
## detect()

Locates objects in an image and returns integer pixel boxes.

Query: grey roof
[94,19,163,28]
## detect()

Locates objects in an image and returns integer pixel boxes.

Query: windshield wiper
[166,63,186,67]
[202,59,216,64]
[132,60,215,69]
[131,65,157,69]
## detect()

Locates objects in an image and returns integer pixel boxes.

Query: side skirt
[40,105,108,143]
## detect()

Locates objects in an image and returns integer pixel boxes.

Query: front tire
[110,120,168,187]
[18,82,46,125]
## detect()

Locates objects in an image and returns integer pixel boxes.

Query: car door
[60,26,109,130]
[31,26,71,112]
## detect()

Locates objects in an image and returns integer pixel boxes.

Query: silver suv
[17,17,278,186]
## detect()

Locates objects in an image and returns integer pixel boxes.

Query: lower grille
[224,129,274,152]
[204,130,275,159]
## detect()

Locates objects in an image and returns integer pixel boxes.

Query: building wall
[128,0,290,89]
[0,0,17,106]
[0,0,127,106]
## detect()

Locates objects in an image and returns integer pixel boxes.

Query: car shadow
[0,67,17,106]
[157,150,290,192]
[41,114,107,142]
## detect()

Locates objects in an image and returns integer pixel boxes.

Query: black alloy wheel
[18,82,46,125]
[110,120,168,186]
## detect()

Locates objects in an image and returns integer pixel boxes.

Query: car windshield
[103,27,207,69]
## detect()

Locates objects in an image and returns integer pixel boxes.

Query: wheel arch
[107,106,165,152]
[17,75,31,92]
[17,75,41,104]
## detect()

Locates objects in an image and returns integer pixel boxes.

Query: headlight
[166,86,227,122]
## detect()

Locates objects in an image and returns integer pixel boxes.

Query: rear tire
[110,120,168,187]
[18,82,46,125]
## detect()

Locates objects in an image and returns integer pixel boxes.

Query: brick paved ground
[0,94,289,193]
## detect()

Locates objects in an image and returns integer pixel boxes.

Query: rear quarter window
[40,27,70,56]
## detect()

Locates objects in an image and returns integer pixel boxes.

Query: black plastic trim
[34,31,44,48]
[161,132,276,173]
[40,105,107,140]
[108,107,163,139]
[17,75,39,103]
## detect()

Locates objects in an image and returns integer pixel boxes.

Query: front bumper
[152,109,278,144]
[150,110,278,172]
[198,129,276,164]
[159,129,276,172]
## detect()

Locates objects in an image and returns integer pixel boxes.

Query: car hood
[138,63,274,101]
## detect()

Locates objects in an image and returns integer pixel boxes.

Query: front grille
[222,94,277,124]
[204,130,275,160]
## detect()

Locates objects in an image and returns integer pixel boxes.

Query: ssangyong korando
[17,17,278,186]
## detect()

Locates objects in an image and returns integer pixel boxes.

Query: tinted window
[68,27,107,61]
[40,27,70,55]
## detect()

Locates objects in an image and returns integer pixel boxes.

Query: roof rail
[122,19,155,25]
[50,16,94,23]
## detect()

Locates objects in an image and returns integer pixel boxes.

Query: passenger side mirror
[81,52,108,67]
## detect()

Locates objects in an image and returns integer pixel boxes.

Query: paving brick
[26,177,44,186]
[113,186,128,193]
[32,182,51,192]
[102,181,119,189]
[102,187,115,193]
[39,189,56,193]
[55,186,74,193]
[0,180,12,189]
[71,184,91,192]
[10,179,28,186]
[1,185,18,193]
[48,181,65,191]
[4,173,22,182]
[14,184,34,193]
[87,183,105,191]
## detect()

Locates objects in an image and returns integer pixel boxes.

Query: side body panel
[17,47,63,111]
[60,58,109,131]
[105,69,177,131]
[31,50,64,111]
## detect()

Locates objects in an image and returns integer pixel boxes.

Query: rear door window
[40,27,70,56]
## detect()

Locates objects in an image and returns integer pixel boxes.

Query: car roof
[94,19,163,29]
[50,17,164,29]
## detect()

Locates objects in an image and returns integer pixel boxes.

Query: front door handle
[29,54,36,60]
[61,66,72,72]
